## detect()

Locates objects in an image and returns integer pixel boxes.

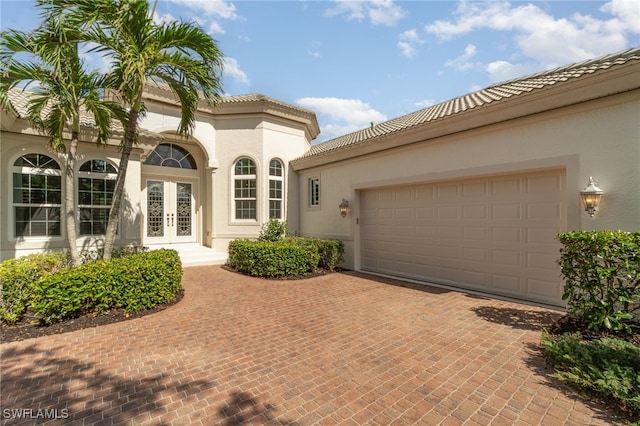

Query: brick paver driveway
[1,266,621,425]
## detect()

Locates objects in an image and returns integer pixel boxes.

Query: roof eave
[291,61,640,171]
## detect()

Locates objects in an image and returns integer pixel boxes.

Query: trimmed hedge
[227,237,344,278]
[558,231,640,333]
[30,249,183,324]
[288,237,344,271]
[228,239,319,278]
[0,252,70,324]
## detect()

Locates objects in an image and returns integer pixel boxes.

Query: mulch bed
[547,314,640,346]
[1,290,184,343]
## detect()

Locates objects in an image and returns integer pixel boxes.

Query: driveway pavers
[1,266,622,425]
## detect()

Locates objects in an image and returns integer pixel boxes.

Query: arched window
[12,154,62,237]
[234,158,257,220]
[269,159,284,219]
[144,143,197,169]
[78,159,117,235]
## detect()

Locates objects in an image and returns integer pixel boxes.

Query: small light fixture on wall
[579,177,603,217]
[339,199,349,218]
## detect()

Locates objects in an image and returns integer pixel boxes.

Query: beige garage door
[361,170,566,306]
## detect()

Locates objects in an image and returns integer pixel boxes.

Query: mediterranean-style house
[2,48,639,307]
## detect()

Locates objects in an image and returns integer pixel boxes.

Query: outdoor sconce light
[339,199,350,218]
[580,177,603,217]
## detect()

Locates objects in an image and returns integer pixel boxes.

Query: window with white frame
[78,159,117,235]
[269,159,284,219]
[309,177,320,207]
[234,157,257,220]
[12,153,62,237]
[143,143,197,169]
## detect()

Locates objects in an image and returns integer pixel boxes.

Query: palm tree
[41,0,225,259]
[0,16,127,265]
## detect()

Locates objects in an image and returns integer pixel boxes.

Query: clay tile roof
[296,47,640,160]
[5,89,126,132]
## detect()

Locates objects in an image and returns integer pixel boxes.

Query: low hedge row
[558,230,639,333]
[0,252,70,324]
[227,237,344,278]
[0,249,183,325]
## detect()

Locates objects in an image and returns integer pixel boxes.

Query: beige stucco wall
[0,133,144,261]
[296,91,640,270]
[210,116,310,251]
[141,103,311,252]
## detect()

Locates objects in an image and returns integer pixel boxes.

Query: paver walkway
[1,266,622,425]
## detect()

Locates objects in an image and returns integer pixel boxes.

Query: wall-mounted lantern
[579,177,603,217]
[339,199,349,218]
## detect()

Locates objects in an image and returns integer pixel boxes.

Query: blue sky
[1,1,639,143]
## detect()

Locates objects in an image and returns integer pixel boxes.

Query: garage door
[361,170,566,306]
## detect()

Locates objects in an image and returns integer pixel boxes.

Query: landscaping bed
[1,290,183,343]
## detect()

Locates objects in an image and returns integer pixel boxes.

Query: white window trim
[10,153,64,241]
[268,158,285,220]
[232,157,259,222]
[309,176,320,208]
[77,159,118,237]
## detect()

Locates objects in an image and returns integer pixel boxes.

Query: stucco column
[206,166,217,248]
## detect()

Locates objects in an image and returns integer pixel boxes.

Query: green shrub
[228,239,320,278]
[228,236,344,278]
[0,252,70,324]
[289,237,344,271]
[542,332,640,419]
[79,244,148,263]
[30,249,182,324]
[258,219,288,242]
[557,231,640,333]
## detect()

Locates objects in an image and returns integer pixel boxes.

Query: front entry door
[146,179,196,243]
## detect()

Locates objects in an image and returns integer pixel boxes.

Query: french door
[145,179,196,243]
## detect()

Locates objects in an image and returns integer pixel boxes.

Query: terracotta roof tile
[297,47,640,160]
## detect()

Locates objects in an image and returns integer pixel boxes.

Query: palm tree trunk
[103,109,139,260]
[65,134,81,265]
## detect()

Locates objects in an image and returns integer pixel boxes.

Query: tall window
[309,177,320,207]
[234,158,257,220]
[269,159,284,219]
[144,143,197,169]
[78,159,117,235]
[12,154,62,237]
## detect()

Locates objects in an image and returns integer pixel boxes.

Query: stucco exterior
[290,48,639,306]
[1,48,638,306]
[0,87,319,261]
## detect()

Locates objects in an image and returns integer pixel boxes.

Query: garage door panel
[527,227,559,243]
[463,182,488,197]
[493,227,522,243]
[463,226,489,242]
[493,274,523,292]
[492,203,522,219]
[361,169,566,306]
[527,202,562,219]
[527,174,563,194]
[463,204,489,219]
[526,278,562,299]
[437,205,459,219]
[492,249,522,266]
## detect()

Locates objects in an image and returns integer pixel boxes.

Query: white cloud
[166,0,238,20]
[414,99,436,109]
[445,43,478,71]
[485,60,540,83]
[425,0,639,70]
[223,57,249,84]
[398,29,424,58]
[326,0,406,27]
[295,97,387,140]
[163,0,239,35]
[601,0,640,33]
